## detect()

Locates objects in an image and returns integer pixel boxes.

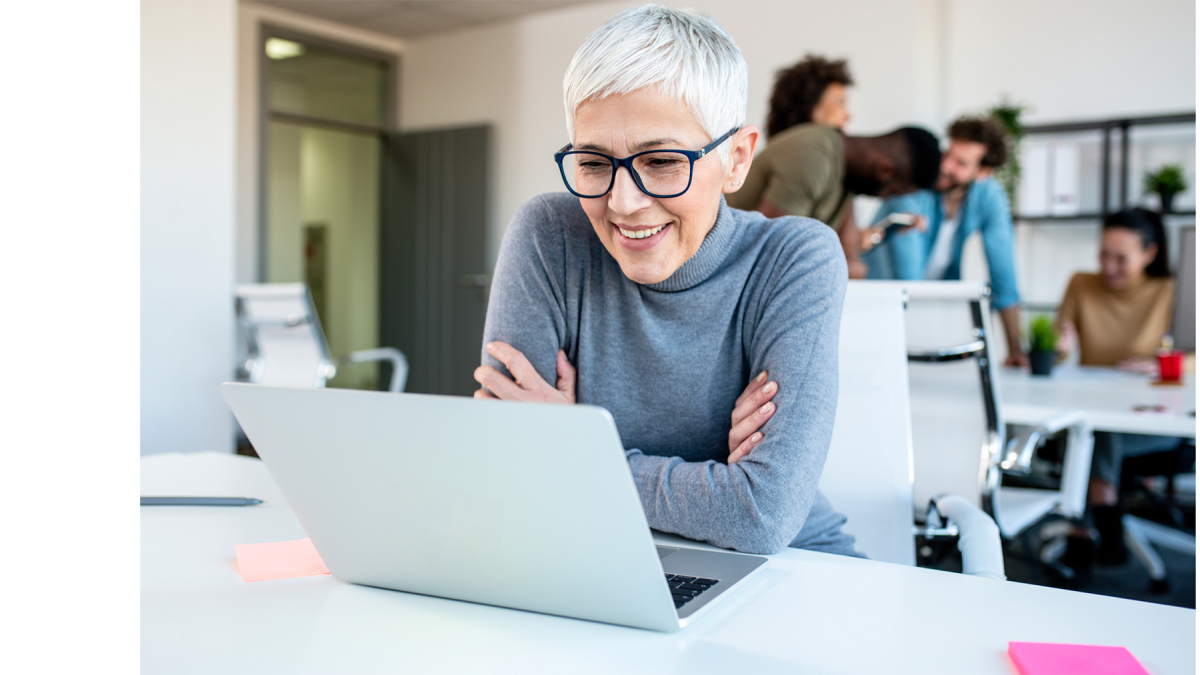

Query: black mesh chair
[1119,440,1196,592]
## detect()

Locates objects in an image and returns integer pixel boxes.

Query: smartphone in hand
[876,212,918,238]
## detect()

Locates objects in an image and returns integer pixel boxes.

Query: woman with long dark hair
[1056,207,1173,368]
[1055,207,1178,563]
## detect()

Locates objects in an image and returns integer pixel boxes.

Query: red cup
[1158,350,1183,382]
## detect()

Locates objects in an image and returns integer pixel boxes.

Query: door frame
[256,23,399,282]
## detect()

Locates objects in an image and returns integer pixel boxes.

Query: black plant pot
[1029,350,1055,376]
[1158,189,1178,214]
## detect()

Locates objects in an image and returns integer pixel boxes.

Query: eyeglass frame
[554,126,741,199]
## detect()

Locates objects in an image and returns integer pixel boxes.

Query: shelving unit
[1013,112,1195,221]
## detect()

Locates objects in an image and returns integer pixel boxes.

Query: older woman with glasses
[472,4,859,556]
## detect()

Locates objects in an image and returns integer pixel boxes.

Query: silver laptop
[221,383,766,632]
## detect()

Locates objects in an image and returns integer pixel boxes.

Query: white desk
[142,452,1196,674]
[999,366,1196,438]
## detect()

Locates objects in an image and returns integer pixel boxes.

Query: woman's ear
[1142,242,1159,270]
[724,125,760,193]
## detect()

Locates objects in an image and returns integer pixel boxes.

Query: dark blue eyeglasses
[554,127,740,199]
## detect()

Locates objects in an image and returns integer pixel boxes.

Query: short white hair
[563,4,747,162]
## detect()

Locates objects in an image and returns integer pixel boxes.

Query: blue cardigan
[866,177,1021,310]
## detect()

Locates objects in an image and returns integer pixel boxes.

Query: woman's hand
[1056,321,1077,360]
[1116,357,1158,375]
[727,371,779,463]
[473,342,576,404]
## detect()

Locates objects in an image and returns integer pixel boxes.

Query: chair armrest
[1001,409,1093,519]
[342,347,409,393]
[907,340,986,362]
[1001,409,1091,474]
[933,495,1006,580]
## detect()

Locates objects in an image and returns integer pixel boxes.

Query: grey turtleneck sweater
[481,192,859,556]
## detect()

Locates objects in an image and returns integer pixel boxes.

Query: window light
[265,38,305,60]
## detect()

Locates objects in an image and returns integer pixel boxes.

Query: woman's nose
[608,166,653,213]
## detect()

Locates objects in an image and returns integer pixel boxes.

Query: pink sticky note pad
[1008,641,1149,675]
[234,538,330,582]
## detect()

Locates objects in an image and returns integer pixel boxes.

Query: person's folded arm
[625,226,847,554]
[481,197,846,555]
[479,196,572,385]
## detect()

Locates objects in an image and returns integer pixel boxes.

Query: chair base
[1122,514,1196,585]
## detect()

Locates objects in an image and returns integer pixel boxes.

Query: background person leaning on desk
[726,78,940,280]
[1054,207,1181,563]
[865,115,1027,368]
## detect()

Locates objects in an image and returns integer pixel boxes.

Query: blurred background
[142,0,1195,452]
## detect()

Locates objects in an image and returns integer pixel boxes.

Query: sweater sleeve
[976,179,1021,310]
[625,222,848,554]
[479,195,571,385]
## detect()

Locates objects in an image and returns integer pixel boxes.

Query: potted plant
[987,96,1031,209]
[1028,315,1058,376]
[1143,164,1187,214]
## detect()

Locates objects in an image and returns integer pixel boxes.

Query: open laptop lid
[221,383,681,632]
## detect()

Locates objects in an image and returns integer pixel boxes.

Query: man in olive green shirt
[728,124,940,277]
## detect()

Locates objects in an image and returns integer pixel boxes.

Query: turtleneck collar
[644,198,738,293]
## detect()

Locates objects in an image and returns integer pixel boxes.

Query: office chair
[1115,225,1197,590]
[867,281,1094,574]
[1119,440,1196,592]
[235,283,408,393]
[821,283,1004,578]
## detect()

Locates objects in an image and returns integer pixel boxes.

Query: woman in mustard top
[1056,208,1175,369]
[1055,208,1182,564]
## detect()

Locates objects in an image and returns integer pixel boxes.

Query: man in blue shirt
[865,116,1027,367]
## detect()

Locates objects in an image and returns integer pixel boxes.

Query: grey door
[380,125,491,396]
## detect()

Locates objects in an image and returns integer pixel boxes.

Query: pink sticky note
[234,538,331,582]
[1008,641,1150,675]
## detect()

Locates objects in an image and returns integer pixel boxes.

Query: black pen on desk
[141,496,263,506]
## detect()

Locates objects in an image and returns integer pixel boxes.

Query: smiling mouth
[617,224,667,240]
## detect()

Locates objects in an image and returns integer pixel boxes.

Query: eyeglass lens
[562,151,692,198]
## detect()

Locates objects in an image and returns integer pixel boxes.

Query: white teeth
[618,224,666,240]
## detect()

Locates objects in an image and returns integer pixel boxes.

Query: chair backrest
[864,281,1004,519]
[820,283,916,565]
[236,283,336,389]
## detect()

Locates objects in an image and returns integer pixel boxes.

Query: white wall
[398,0,1195,265]
[945,0,1196,123]
[141,0,238,455]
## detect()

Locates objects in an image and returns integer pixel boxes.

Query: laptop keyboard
[665,574,719,609]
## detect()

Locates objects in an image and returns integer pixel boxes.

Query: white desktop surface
[998,366,1196,438]
[142,452,1196,674]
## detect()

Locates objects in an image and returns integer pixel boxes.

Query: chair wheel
[1149,578,1170,594]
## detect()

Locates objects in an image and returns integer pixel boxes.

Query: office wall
[141,0,238,455]
[945,0,1196,123]
[398,0,1195,266]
